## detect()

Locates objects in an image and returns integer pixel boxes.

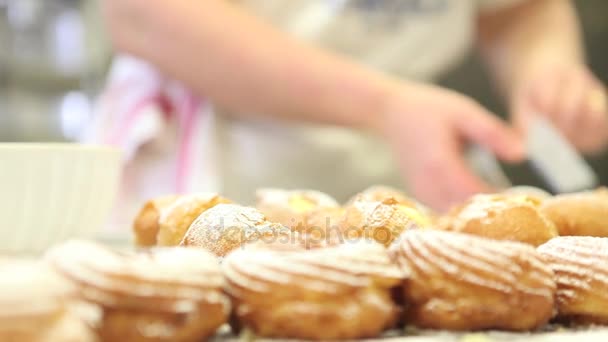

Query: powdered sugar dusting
[395,230,555,300]
[46,240,227,309]
[256,188,339,209]
[538,236,608,307]
[455,194,539,222]
[223,239,404,297]
[181,204,291,256]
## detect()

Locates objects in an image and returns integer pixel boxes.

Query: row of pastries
[3,186,608,341]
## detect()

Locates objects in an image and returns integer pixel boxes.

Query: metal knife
[467,117,598,193]
[526,116,598,193]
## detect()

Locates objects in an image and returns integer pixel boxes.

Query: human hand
[511,63,608,155]
[381,84,524,212]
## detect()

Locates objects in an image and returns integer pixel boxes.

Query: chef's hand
[381,84,524,212]
[511,63,608,154]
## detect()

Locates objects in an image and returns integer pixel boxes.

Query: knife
[467,117,598,193]
[526,116,598,193]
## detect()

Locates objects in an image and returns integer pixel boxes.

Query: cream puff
[538,236,608,324]
[156,193,231,246]
[46,240,229,342]
[133,195,179,246]
[223,239,405,340]
[439,194,557,246]
[391,229,556,331]
[0,261,74,342]
[181,204,292,257]
[340,198,422,247]
[255,188,339,231]
[541,188,608,237]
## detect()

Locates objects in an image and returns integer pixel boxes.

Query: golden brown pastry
[347,185,434,222]
[297,207,346,248]
[156,193,231,246]
[133,195,179,246]
[0,261,73,342]
[46,240,229,342]
[339,198,421,247]
[391,229,556,331]
[541,188,608,237]
[348,185,410,206]
[537,236,608,324]
[181,204,292,257]
[223,239,405,340]
[502,186,552,202]
[255,188,339,231]
[438,194,558,246]
[302,207,345,232]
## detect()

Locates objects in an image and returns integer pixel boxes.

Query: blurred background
[0,0,109,142]
[0,0,606,186]
[440,0,608,186]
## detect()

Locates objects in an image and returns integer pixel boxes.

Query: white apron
[90,0,523,230]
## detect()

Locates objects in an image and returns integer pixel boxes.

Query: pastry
[339,198,421,247]
[255,188,339,231]
[46,240,229,342]
[348,185,414,207]
[537,236,608,324]
[300,207,346,248]
[0,261,73,342]
[223,239,405,340]
[181,204,292,257]
[438,194,557,246]
[133,195,179,246]
[503,186,552,201]
[391,229,556,331]
[347,185,434,225]
[541,188,608,237]
[156,193,231,246]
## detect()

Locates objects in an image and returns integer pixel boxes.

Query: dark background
[439,0,608,188]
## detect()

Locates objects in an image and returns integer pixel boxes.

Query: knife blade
[526,116,598,193]
[466,144,513,190]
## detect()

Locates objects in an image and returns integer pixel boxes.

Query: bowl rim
[0,143,120,154]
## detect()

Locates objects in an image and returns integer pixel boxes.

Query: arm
[103,0,401,131]
[477,0,607,153]
[477,0,583,96]
[103,0,523,211]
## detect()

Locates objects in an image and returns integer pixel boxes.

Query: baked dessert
[391,230,556,331]
[340,198,421,247]
[46,240,229,342]
[156,193,231,246]
[133,195,179,246]
[347,185,434,225]
[300,207,346,248]
[223,239,405,340]
[541,188,608,237]
[181,204,292,257]
[0,261,73,342]
[255,188,339,231]
[348,185,411,205]
[503,186,552,201]
[537,236,608,324]
[438,194,558,246]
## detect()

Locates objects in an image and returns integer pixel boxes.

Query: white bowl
[0,143,121,255]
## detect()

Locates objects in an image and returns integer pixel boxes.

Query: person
[99,0,608,214]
